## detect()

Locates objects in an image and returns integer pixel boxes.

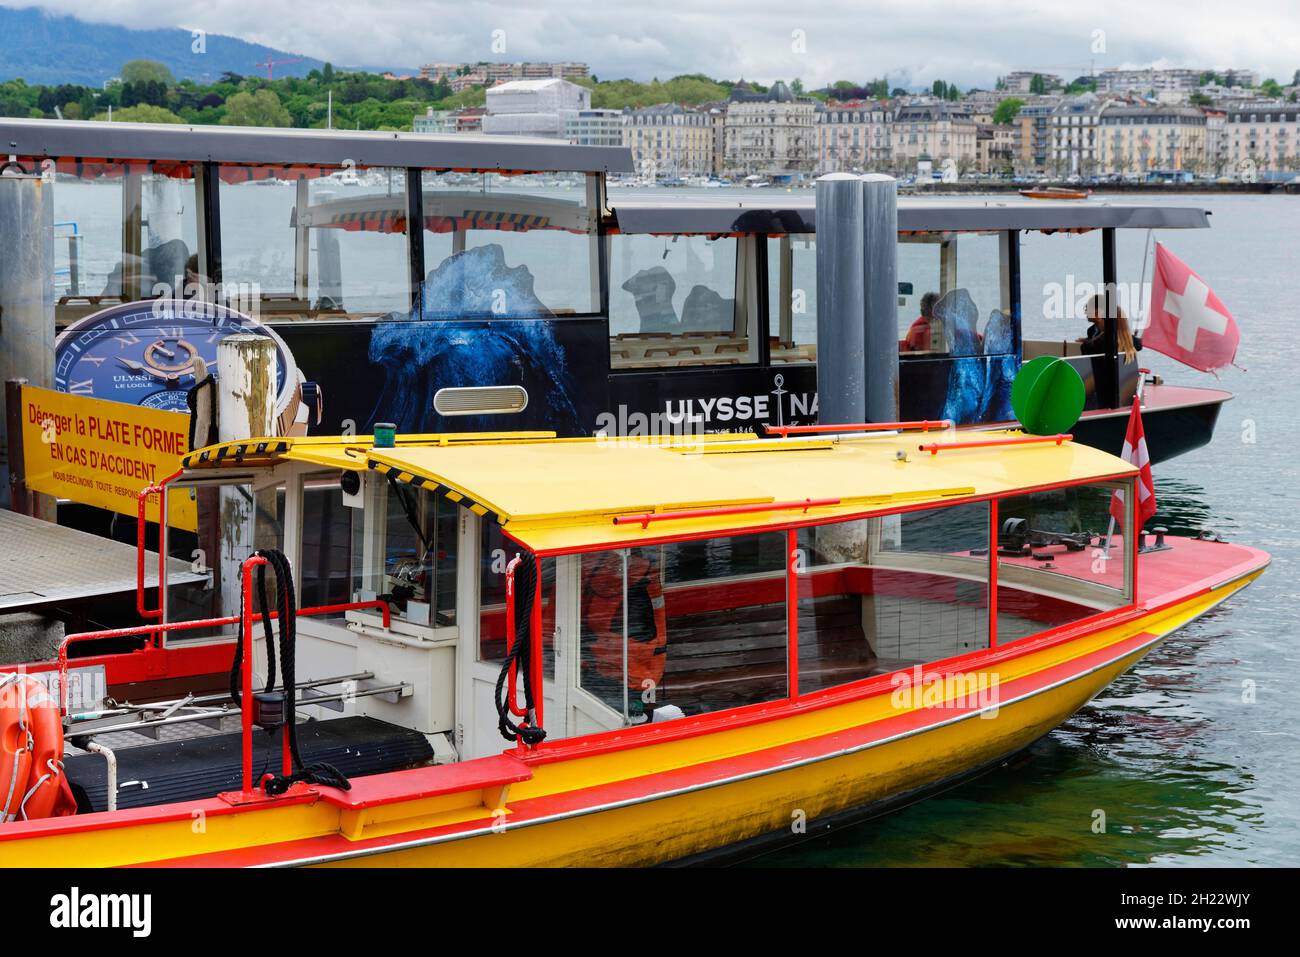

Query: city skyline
[3,0,1298,91]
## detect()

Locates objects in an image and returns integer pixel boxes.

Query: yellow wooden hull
[0,571,1260,868]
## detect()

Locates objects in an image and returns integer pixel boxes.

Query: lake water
[742,191,1300,867]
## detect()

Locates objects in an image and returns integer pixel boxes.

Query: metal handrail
[764,419,952,437]
[919,434,1072,455]
[613,497,841,529]
[56,599,392,717]
[135,469,182,622]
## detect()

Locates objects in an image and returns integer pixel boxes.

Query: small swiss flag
[1111,397,1157,531]
[1145,242,1240,373]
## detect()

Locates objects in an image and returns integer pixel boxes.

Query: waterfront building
[1049,93,1106,176]
[891,100,977,173]
[566,109,624,148]
[1096,105,1208,176]
[1225,104,1300,173]
[814,100,893,172]
[1015,99,1056,174]
[481,78,590,138]
[976,122,1019,174]
[622,103,714,177]
[723,81,817,178]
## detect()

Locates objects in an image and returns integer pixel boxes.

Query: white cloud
[4,0,1298,88]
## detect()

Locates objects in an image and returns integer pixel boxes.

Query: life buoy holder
[0,674,76,822]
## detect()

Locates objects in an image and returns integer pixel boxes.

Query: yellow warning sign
[20,385,196,530]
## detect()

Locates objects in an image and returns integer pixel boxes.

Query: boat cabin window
[578,532,787,721]
[350,479,458,628]
[994,480,1135,643]
[897,232,1014,359]
[794,503,991,693]
[608,234,758,369]
[299,473,353,608]
[218,164,413,322]
[420,171,598,319]
[766,235,818,364]
[50,160,200,329]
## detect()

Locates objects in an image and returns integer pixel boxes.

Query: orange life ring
[0,674,76,822]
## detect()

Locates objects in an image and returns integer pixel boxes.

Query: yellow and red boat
[0,423,1267,866]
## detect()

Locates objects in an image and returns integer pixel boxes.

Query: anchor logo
[770,374,787,428]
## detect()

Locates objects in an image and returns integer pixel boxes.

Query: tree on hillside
[221,89,291,127]
[992,97,1024,125]
[1029,73,1047,94]
[121,60,174,87]
[95,104,182,124]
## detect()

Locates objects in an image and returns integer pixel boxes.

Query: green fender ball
[1011,356,1086,435]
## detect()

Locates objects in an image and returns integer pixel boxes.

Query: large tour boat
[0,119,1230,468]
[0,423,1268,865]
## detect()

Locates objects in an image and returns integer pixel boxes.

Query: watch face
[55,300,294,412]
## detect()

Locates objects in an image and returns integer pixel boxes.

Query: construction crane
[255,55,304,81]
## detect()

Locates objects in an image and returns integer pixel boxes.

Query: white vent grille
[433,385,529,416]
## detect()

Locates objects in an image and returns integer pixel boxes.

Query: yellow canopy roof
[361,429,1138,554]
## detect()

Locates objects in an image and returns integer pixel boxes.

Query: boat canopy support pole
[1101,227,1120,408]
[815,173,899,425]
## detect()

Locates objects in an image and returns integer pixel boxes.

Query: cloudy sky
[9,0,1300,88]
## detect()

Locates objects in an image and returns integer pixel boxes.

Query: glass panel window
[995,481,1134,644]
[796,503,990,692]
[420,171,597,318]
[51,161,199,329]
[609,234,755,368]
[299,473,353,609]
[578,532,787,722]
[766,235,817,364]
[897,233,1012,359]
[218,164,411,321]
[350,480,458,627]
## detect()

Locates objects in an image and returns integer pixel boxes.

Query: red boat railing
[764,420,952,437]
[919,434,1073,456]
[135,469,182,621]
[55,593,390,721]
[613,497,841,529]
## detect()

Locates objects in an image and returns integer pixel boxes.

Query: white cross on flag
[1110,397,1157,531]
[1145,242,1240,372]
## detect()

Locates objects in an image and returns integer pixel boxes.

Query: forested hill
[0,5,333,85]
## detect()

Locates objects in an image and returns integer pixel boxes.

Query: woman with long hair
[1081,292,1140,362]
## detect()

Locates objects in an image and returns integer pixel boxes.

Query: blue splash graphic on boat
[367,244,584,433]
[936,288,1017,424]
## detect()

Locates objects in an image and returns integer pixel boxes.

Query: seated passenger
[903,292,939,352]
[1079,292,1140,361]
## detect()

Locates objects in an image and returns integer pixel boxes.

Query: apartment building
[622,103,714,177]
[891,100,977,172]
[1096,105,1208,175]
[814,100,893,172]
[1226,104,1300,172]
[723,81,817,178]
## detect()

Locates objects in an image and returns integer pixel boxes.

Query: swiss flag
[1110,397,1157,531]
[1145,242,1240,372]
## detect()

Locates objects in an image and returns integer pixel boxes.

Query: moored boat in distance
[0,424,1268,866]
